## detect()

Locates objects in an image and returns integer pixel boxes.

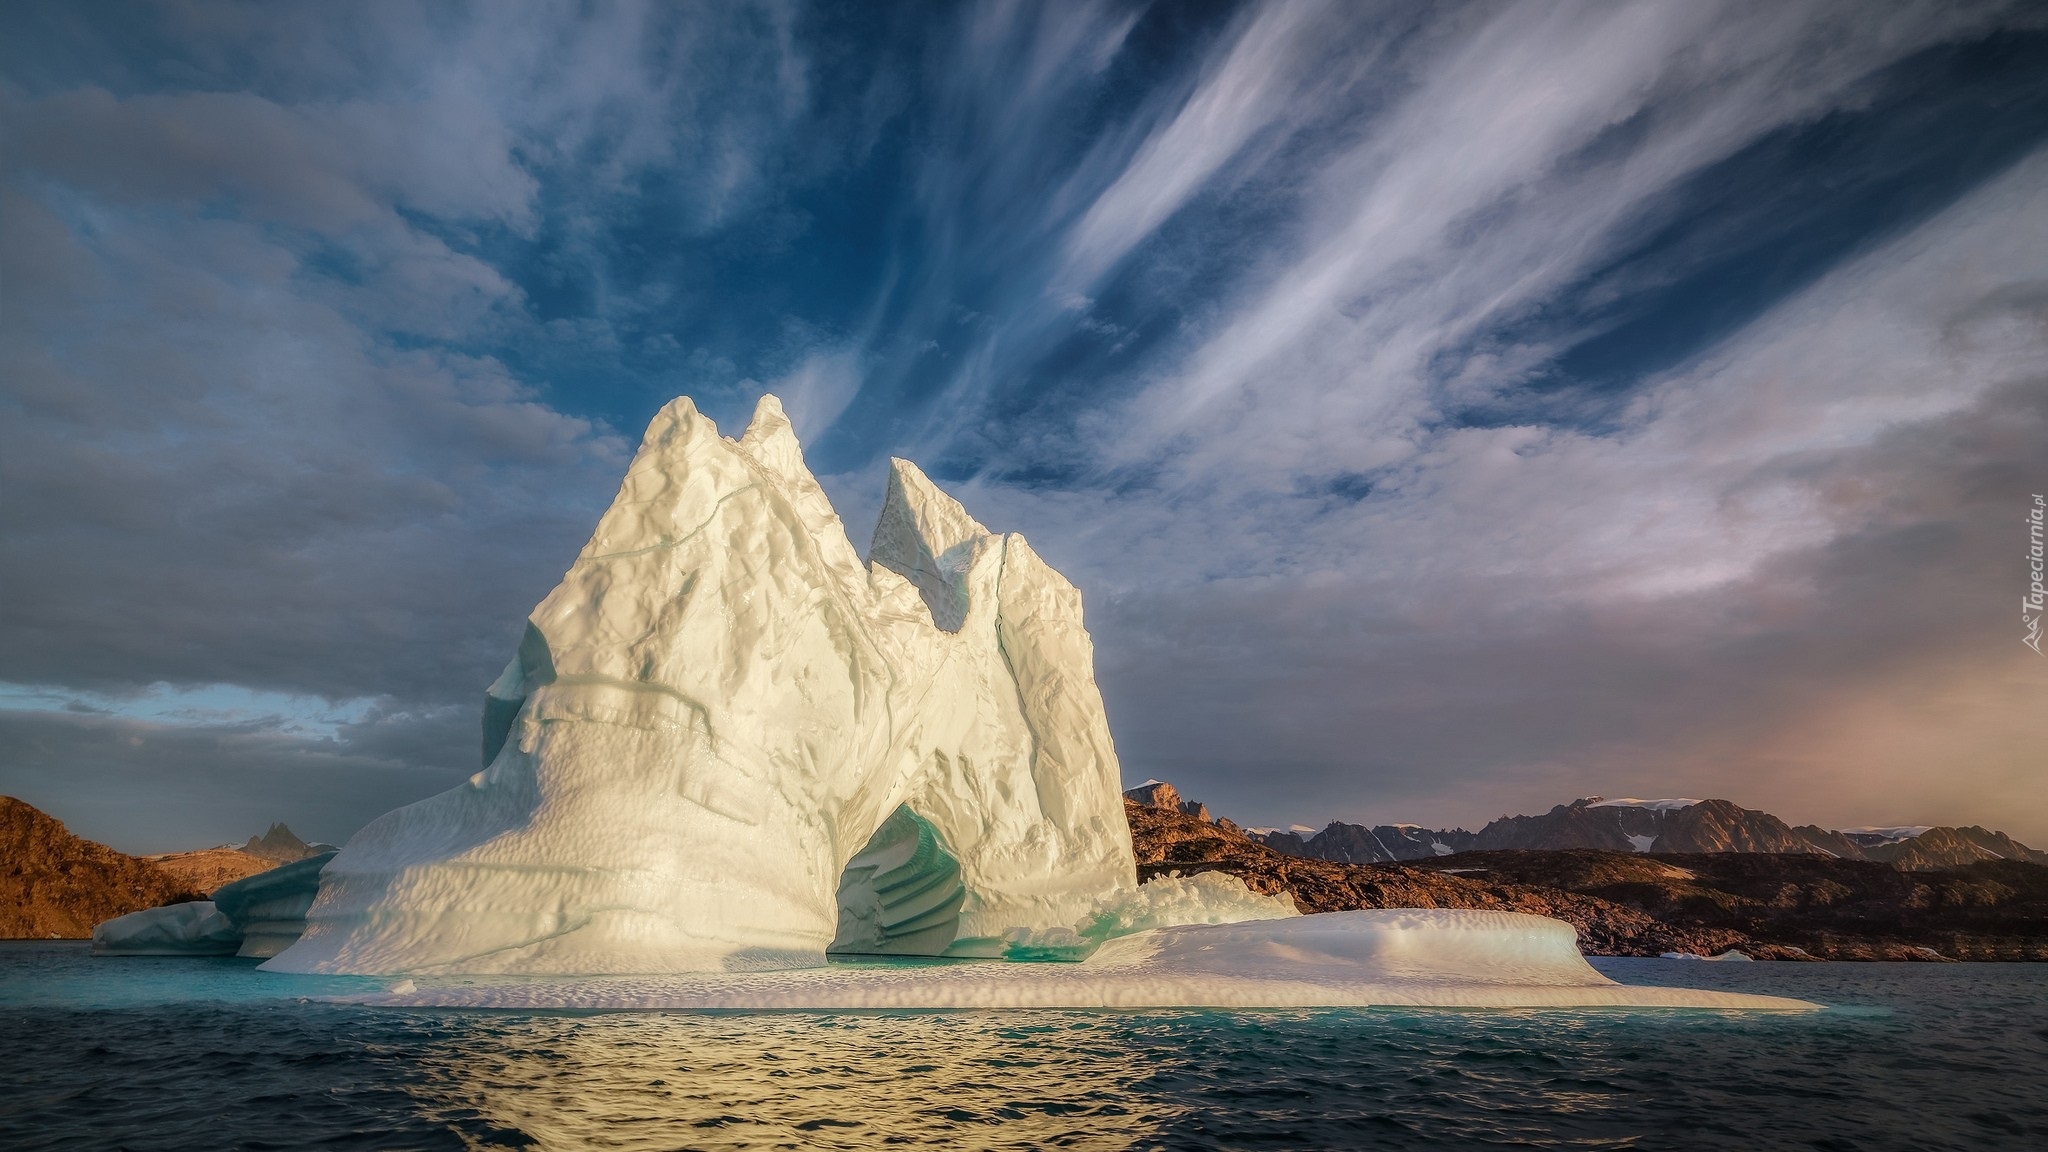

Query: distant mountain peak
[1240,794,2046,870]
[241,823,328,863]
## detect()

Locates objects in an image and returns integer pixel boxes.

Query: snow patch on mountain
[1590,798,1702,812]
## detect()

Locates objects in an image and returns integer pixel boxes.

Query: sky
[2,0,2046,853]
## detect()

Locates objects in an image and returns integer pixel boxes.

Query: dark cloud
[0,707,473,853]
[0,75,625,706]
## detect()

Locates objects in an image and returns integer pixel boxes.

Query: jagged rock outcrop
[1,797,203,938]
[266,395,1164,976]
[1123,780,1211,822]
[1247,827,1310,854]
[241,822,332,863]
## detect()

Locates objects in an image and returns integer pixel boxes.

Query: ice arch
[264,394,1191,976]
[829,806,967,957]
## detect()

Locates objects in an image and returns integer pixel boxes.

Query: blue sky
[3,0,2047,851]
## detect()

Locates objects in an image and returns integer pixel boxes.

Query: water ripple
[0,946,2044,1150]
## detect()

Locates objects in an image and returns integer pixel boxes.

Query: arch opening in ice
[828,805,967,957]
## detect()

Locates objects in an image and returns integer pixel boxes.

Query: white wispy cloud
[1101,1,2022,486]
[1052,0,1334,296]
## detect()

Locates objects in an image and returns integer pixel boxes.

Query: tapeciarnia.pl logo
[2027,494,2045,655]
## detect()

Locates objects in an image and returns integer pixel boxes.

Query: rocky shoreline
[1126,799,2048,961]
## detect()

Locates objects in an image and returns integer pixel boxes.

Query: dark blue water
[1,943,2043,1151]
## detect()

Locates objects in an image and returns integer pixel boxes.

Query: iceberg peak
[736,393,803,481]
[868,457,990,633]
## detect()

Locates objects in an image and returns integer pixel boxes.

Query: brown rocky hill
[1,796,205,939]
[1126,798,2048,960]
[144,847,280,893]
[1121,781,1211,822]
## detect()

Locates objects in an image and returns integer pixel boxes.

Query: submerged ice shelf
[343,912,1816,1012]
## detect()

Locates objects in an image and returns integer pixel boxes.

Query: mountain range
[1179,793,2048,870]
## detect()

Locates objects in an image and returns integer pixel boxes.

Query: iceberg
[92,901,243,957]
[249,393,1812,1011]
[210,852,333,958]
[267,395,1229,976]
[90,852,335,958]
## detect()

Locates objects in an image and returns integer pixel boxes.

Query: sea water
[0,943,2042,1151]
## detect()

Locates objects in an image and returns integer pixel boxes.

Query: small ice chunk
[93,902,242,956]
[1084,871,1298,940]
